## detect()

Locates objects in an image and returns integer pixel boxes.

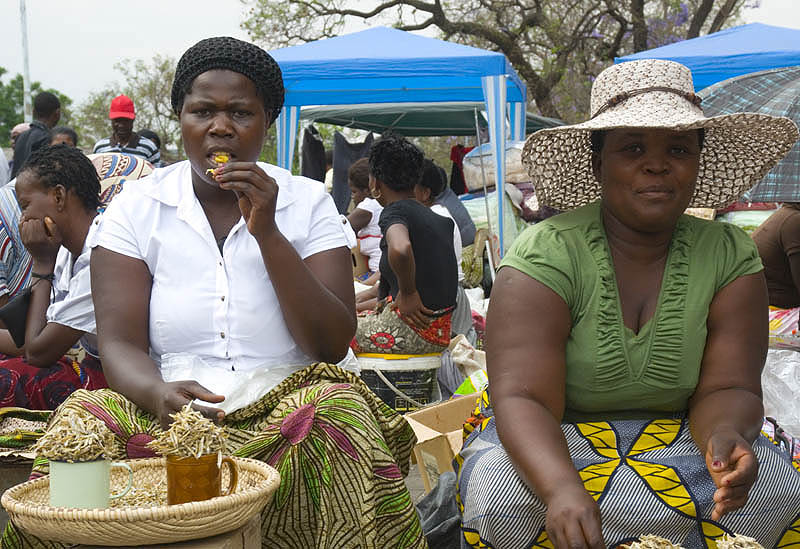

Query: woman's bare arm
[91,247,224,428]
[488,267,603,549]
[689,272,767,520]
[22,276,83,366]
[216,164,356,363]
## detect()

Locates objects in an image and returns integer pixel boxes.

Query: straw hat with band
[522,59,799,211]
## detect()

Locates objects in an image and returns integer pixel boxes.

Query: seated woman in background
[415,159,475,341]
[752,204,800,336]
[352,135,458,355]
[0,145,107,409]
[457,59,800,548]
[347,157,382,287]
[5,38,426,549]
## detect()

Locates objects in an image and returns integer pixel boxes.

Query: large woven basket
[1,456,279,546]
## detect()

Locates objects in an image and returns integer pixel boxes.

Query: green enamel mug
[49,459,134,509]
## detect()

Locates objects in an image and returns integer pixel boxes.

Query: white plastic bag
[462,141,527,190]
[762,349,800,437]
[159,351,361,415]
[160,353,303,414]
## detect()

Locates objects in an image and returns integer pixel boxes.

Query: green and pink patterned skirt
[3,363,427,549]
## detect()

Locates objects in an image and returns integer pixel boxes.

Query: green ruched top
[500,201,763,421]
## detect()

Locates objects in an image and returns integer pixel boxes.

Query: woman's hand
[20,216,61,267]
[392,290,433,330]
[153,380,226,430]
[214,162,278,238]
[705,426,758,520]
[545,485,604,549]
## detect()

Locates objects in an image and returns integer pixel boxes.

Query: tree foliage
[242,0,754,121]
[74,55,182,162]
[73,54,283,164]
[0,67,73,148]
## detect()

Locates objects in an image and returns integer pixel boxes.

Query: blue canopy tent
[269,26,528,253]
[616,23,800,90]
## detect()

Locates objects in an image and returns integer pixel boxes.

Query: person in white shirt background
[0,145,107,410]
[347,157,383,287]
[9,37,427,549]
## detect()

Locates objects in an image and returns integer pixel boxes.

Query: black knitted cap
[171,36,284,123]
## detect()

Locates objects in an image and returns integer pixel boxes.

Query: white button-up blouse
[94,160,351,373]
[47,216,102,357]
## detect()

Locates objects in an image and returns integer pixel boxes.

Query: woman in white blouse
[9,38,428,549]
[0,145,107,410]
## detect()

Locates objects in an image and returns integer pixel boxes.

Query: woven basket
[1,456,279,546]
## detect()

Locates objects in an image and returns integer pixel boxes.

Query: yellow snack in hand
[206,152,230,176]
[44,216,56,237]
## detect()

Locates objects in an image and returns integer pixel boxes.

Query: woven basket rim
[1,456,278,523]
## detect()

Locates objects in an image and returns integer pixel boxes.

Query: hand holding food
[153,380,225,430]
[214,162,280,238]
[205,152,230,177]
[20,215,62,266]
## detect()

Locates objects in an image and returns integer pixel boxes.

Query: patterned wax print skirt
[456,390,800,549]
[0,354,107,410]
[3,363,428,549]
[352,298,453,355]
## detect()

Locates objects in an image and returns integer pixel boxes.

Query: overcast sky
[0,0,798,107]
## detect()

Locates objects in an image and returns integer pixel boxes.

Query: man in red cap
[92,94,160,165]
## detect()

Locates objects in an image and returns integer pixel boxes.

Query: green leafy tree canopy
[0,67,73,148]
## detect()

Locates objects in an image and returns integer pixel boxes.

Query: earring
[370,186,382,200]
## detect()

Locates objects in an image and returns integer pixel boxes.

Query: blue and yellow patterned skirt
[456,390,800,549]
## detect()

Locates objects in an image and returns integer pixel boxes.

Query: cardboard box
[405,393,480,492]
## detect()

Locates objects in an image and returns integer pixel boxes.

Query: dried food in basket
[623,534,764,549]
[31,410,114,462]
[1,457,280,546]
[146,402,227,458]
[716,534,764,549]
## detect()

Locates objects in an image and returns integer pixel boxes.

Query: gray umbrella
[699,65,800,203]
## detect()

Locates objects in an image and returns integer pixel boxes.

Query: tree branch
[630,0,647,52]
[686,0,715,38]
[709,0,742,34]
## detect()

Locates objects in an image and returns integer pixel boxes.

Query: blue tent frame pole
[482,75,507,256]
[508,101,526,141]
[276,106,300,171]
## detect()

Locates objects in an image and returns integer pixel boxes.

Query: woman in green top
[456,59,800,549]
